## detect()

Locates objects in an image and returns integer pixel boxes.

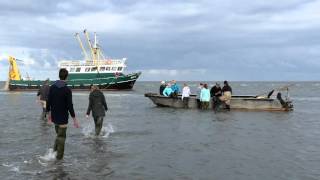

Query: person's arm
[46,88,51,112]
[86,94,92,116]
[67,88,79,128]
[102,93,108,111]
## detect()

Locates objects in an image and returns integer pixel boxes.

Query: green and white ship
[7,30,141,91]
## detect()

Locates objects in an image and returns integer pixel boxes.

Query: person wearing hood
[86,85,108,136]
[37,79,50,120]
[170,80,180,97]
[46,68,80,160]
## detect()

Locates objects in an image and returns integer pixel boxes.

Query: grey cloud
[1,0,320,81]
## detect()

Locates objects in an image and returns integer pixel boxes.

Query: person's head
[171,80,176,84]
[215,82,220,87]
[224,80,228,86]
[167,83,171,87]
[204,84,208,89]
[91,85,99,91]
[59,68,69,80]
[44,79,49,85]
[184,83,188,87]
[161,81,165,85]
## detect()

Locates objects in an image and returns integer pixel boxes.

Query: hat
[161,81,165,84]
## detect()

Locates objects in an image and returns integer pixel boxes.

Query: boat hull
[8,72,141,91]
[145,93,293,111]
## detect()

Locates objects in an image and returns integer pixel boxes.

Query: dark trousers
[94,116,104,136]
[182,97,189,108]
[54,125,67,160]
[40,108,47,120]
[212,96,221,111]
[201,101,209,110]
[196,99,202,109]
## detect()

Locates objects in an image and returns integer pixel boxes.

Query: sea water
[0,81,320,180]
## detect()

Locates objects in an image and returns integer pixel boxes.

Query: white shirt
[182,86,191,99]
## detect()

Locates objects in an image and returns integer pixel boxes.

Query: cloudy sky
[0,0,320,81]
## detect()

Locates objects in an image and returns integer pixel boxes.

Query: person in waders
[220,80,232,110]
[37,79,50,120]
[86,85,108,136]
[46,68,80,160]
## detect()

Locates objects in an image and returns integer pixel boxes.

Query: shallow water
[1,81,320,180]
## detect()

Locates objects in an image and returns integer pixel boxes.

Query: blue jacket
[163,87,173,97]
[171,83,180,93]
[200,88,211,102]
[46,80,75,125]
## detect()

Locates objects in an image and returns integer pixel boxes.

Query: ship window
[85,67,90,72]
[99,67,106,71]
[106,67,110,71]
[111,67,117,71]
[91,67,97,71]
[76,67,81,72]
[117,67,123,71]
[70,68,75,72]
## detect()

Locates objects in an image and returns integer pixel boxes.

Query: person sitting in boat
[220,80,232,110]
[163,83,174,97]
[181,83,191,108]
[200,84,211,109]
[159,81,166,95]
[210,82,222,110]
[170,80,180,98]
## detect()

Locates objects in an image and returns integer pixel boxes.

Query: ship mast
[83,29,96,65]
[74,33,89,62]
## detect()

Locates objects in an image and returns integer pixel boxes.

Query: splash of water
[37,148,57,165]
[101,123,115,138]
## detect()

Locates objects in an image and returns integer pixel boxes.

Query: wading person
[181,83,191,108]
[220,80,232,110]
[210,82,222,110]
[86,85,108,136]
[37,79,50,120]
[200,84,211,110]
[47,68,80,160]
[196,83,203,109]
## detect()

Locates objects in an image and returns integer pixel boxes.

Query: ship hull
[8,72,141,91]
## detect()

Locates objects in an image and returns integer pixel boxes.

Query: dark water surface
[1,81,320,180]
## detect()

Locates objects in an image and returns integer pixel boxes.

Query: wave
[292,97,320,102]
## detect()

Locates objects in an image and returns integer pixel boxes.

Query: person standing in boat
[171,80,180,98]
[37,79,50,120]
[159,81,166,95]
[196,83,203,109]
[220,80,232,110]
[210,82,222,110]
[163,83,174,97]
[86,85,108,136]
[46,68,80,160]
[200,84,211,110]
[181,83,191,108]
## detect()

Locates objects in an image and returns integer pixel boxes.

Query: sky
[0,0,320,81]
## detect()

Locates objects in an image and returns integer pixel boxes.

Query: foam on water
[81,122,115,138]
